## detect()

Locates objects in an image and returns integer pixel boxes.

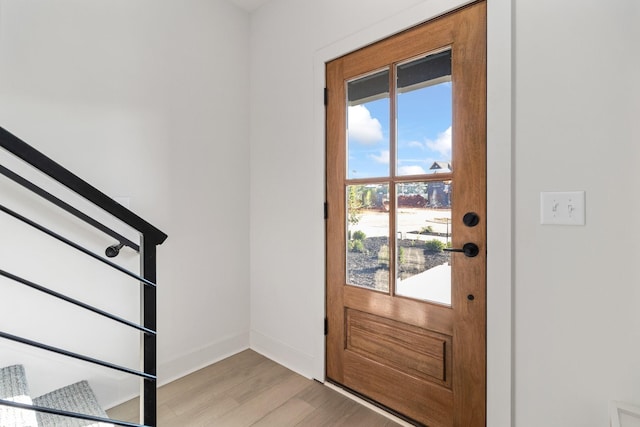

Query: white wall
[0,0,251,408]
[514,0,640,426]
[250,2,640,427]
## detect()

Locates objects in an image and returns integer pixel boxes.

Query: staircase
[0,128,167,426]
[0,364,112,427]
[1,127,167,426]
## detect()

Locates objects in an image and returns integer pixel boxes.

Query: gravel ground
[346,236,450,289]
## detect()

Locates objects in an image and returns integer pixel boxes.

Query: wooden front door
[325,2,486,426]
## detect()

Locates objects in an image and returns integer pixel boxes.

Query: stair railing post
[140,236,157,426]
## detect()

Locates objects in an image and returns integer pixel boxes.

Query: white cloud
[370,150,389,164]
[398,165,427,175]
[407,140,424,149]
[425,126,452,158]
[348,105,383,145]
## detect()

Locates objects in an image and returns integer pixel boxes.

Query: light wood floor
[107,349,401,427]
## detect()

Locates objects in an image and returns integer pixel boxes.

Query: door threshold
[324,380,421,427]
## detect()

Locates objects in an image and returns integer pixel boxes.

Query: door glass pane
[346,183,389,292]
[347,69,390,179]
[396,50,452,176]
[396,181,452,305]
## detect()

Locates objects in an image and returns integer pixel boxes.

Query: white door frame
[313,1,513,426]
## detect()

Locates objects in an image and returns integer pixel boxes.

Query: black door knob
[444,242,479,257]
[463,212,480,227]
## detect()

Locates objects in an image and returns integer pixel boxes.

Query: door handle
[444,242,479,257]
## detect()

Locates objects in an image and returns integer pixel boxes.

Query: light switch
[540,191,585,225]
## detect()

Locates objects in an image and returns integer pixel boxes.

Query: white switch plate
[540,191,585,225]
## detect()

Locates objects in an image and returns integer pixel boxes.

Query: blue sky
[347,81,452,179]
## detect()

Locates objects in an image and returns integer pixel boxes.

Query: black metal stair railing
[0,126,167,427]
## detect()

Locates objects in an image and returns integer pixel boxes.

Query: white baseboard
[107,330,320,410]
[249,330,319,380]
[106,331,250,409]
[158,331,250,387]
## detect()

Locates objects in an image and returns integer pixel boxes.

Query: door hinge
[324,317,328,335]
[324,202,328,219]
[324,87,328,106]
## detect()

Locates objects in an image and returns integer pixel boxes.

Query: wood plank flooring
[107,350,401,427]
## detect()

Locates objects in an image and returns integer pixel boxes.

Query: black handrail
[0,126,166,426]
[0,163,140,252]
[0,331,156,380]
[0,126,167,245]
[0,203,157,288]
[0,269,155,335]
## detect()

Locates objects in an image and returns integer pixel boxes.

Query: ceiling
[228,0,271,12]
